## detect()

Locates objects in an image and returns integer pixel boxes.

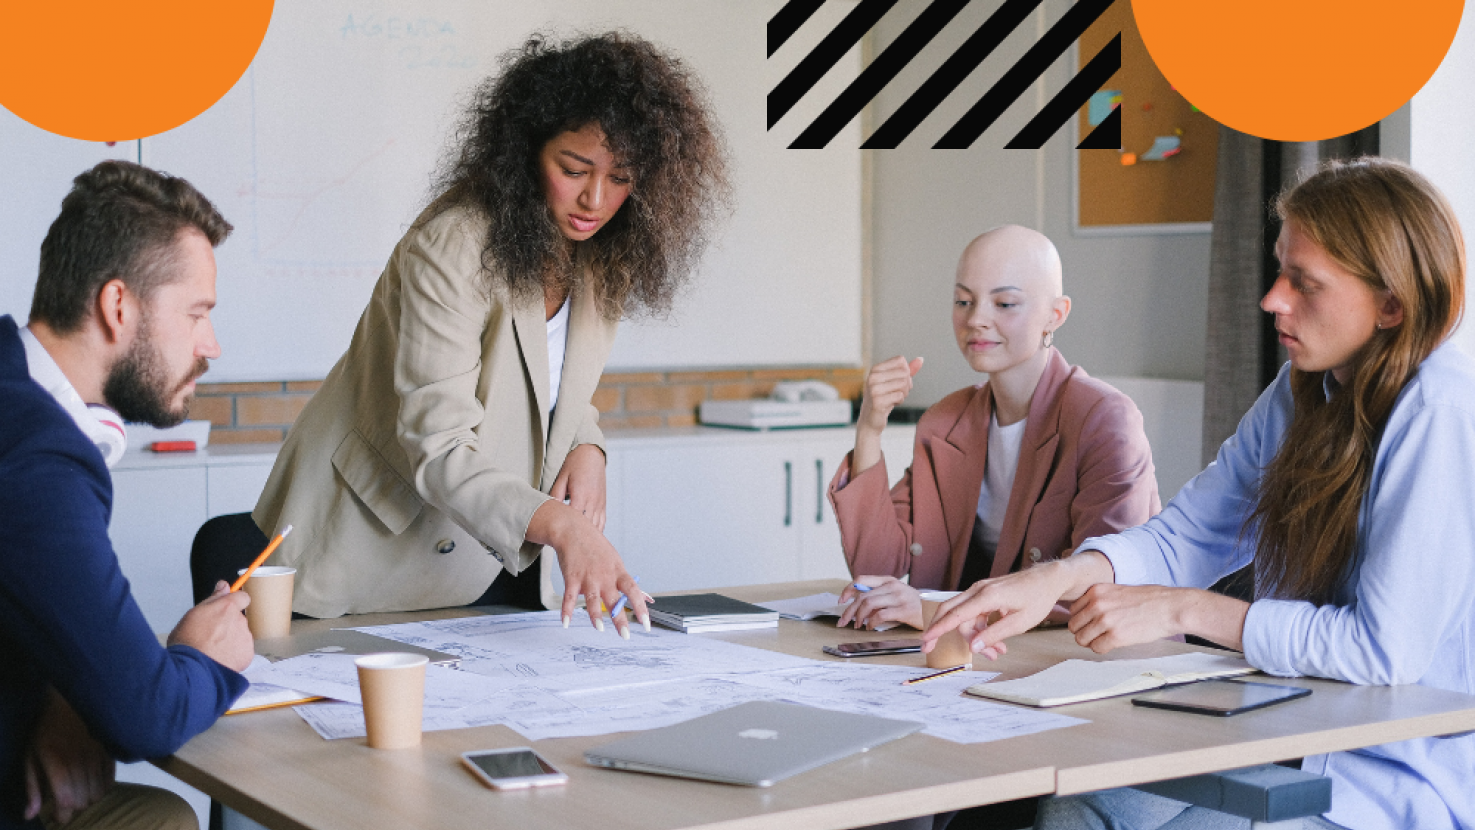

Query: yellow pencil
[903,664,968,685]
[230,525,293,592]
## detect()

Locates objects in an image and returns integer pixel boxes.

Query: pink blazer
[829,348,1161,591]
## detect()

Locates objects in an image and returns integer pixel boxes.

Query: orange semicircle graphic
[0,1,274,141]
[1132,0,1464,142]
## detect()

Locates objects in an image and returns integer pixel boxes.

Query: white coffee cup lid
[354,652,429,670]
[237,566,296,578]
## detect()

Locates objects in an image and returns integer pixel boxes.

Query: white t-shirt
[545,295,571,415]
[975,412,1027,546]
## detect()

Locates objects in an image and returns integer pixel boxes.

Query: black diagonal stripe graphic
[862,0,1044,149]
[768,0,899,129]
[790,0,970,149]
[1077,96,1122,148]
[1006,34,1119,149]
[769,0,826,58]
[935,0,1115,149]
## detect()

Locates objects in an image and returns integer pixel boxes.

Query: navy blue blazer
[0,315,246,828]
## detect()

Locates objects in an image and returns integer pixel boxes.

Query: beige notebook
[965,652,1256,707]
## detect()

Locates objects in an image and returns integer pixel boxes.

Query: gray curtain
[1200,127,1380,466]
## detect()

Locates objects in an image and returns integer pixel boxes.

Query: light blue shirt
[1084,342,1475,830]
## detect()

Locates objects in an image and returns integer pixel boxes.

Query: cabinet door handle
[783,461,792,527]
[815,459,824,523]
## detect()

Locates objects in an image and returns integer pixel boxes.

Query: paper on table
[754,592,900,632]
[251,651,516,709]
[229,655,321,715]
[284,611,1096,745]
[731,663,1085,743]
[355,610,814,693]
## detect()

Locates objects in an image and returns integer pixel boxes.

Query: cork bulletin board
[1074,0,1218,233]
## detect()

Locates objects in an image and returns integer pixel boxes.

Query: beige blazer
[253,204,616,618]
[828,349,1160,591]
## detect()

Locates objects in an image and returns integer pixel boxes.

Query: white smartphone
[461,748,568,790]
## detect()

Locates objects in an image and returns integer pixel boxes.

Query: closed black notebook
[648,593,779,632]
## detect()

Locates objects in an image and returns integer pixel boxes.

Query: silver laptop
[252,629,460,666]
[584,700,924,787]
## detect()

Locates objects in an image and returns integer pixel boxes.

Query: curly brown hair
[432,32,729,318]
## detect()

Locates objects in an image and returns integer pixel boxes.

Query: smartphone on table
[1132,679,1312,717]
[823,639,923,658]
[461,748,568,789]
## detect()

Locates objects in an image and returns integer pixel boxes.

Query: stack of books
[647,593,780,633]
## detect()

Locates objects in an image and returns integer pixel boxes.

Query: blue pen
[610,576,640,619]
[851,583,872,593]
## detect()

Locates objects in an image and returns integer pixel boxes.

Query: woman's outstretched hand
[921,551,1115,659]
[527,500,651,639]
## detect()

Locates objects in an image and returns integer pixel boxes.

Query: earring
[1376,322,1383,330]
[1043,330,1054,348]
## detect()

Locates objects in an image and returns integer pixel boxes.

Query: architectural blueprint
[286,610,1089,744]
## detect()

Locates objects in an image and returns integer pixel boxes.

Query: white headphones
[47,387,129,468]
[21,326,130,467]
[83,403,129,467]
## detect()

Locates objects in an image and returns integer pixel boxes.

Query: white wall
[1411,5,1475,359]
[2,1,863,380]
[867,0,1212,409]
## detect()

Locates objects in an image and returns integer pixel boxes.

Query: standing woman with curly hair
[250,33,728,633]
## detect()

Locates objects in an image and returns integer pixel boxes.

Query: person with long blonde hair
[924,158,1475,830]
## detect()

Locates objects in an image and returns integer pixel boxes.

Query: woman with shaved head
[920,158,1475,830]
[831,224,1160,633]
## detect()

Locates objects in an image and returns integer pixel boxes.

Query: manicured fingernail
[620,627,631,641]
[562,615,570,629]
[643,619,651,633]
[595,618,605,632]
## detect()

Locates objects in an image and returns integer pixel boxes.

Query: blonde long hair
[1250,158,1465,604]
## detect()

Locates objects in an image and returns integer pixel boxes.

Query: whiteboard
[89,0,862,381]
[0,108,136,323]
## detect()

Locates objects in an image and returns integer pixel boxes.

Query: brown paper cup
[355,653,427,749]
[238,566,295,639]
[919,592,973,670]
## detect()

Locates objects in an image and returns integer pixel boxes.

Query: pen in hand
[608,577,648,639]
[230,525,293,592]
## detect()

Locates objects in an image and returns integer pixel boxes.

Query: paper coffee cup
[355,653,427,749]
[919,591,973,670]
[238,566,296,639]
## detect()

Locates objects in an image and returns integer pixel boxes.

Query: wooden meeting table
[157,580,1475,830]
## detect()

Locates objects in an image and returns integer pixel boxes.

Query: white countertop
[108,426,894,470]
[113,443,282,471]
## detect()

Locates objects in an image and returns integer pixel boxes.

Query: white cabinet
[601,426,916,594]
[109,445,278,633]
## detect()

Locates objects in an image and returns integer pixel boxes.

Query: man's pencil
[230,525,293,592]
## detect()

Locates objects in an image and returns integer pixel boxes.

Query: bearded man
[0,160,254,830]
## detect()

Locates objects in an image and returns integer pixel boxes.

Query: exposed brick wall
[192,381,321,444]
[195,367,864,442]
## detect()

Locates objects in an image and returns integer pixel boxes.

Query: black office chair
[187,512,270,830]
[189,512,270,603]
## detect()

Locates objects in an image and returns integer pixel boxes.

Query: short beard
[102,318,208,428]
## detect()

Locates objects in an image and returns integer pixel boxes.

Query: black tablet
[1132,679,1311,716]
